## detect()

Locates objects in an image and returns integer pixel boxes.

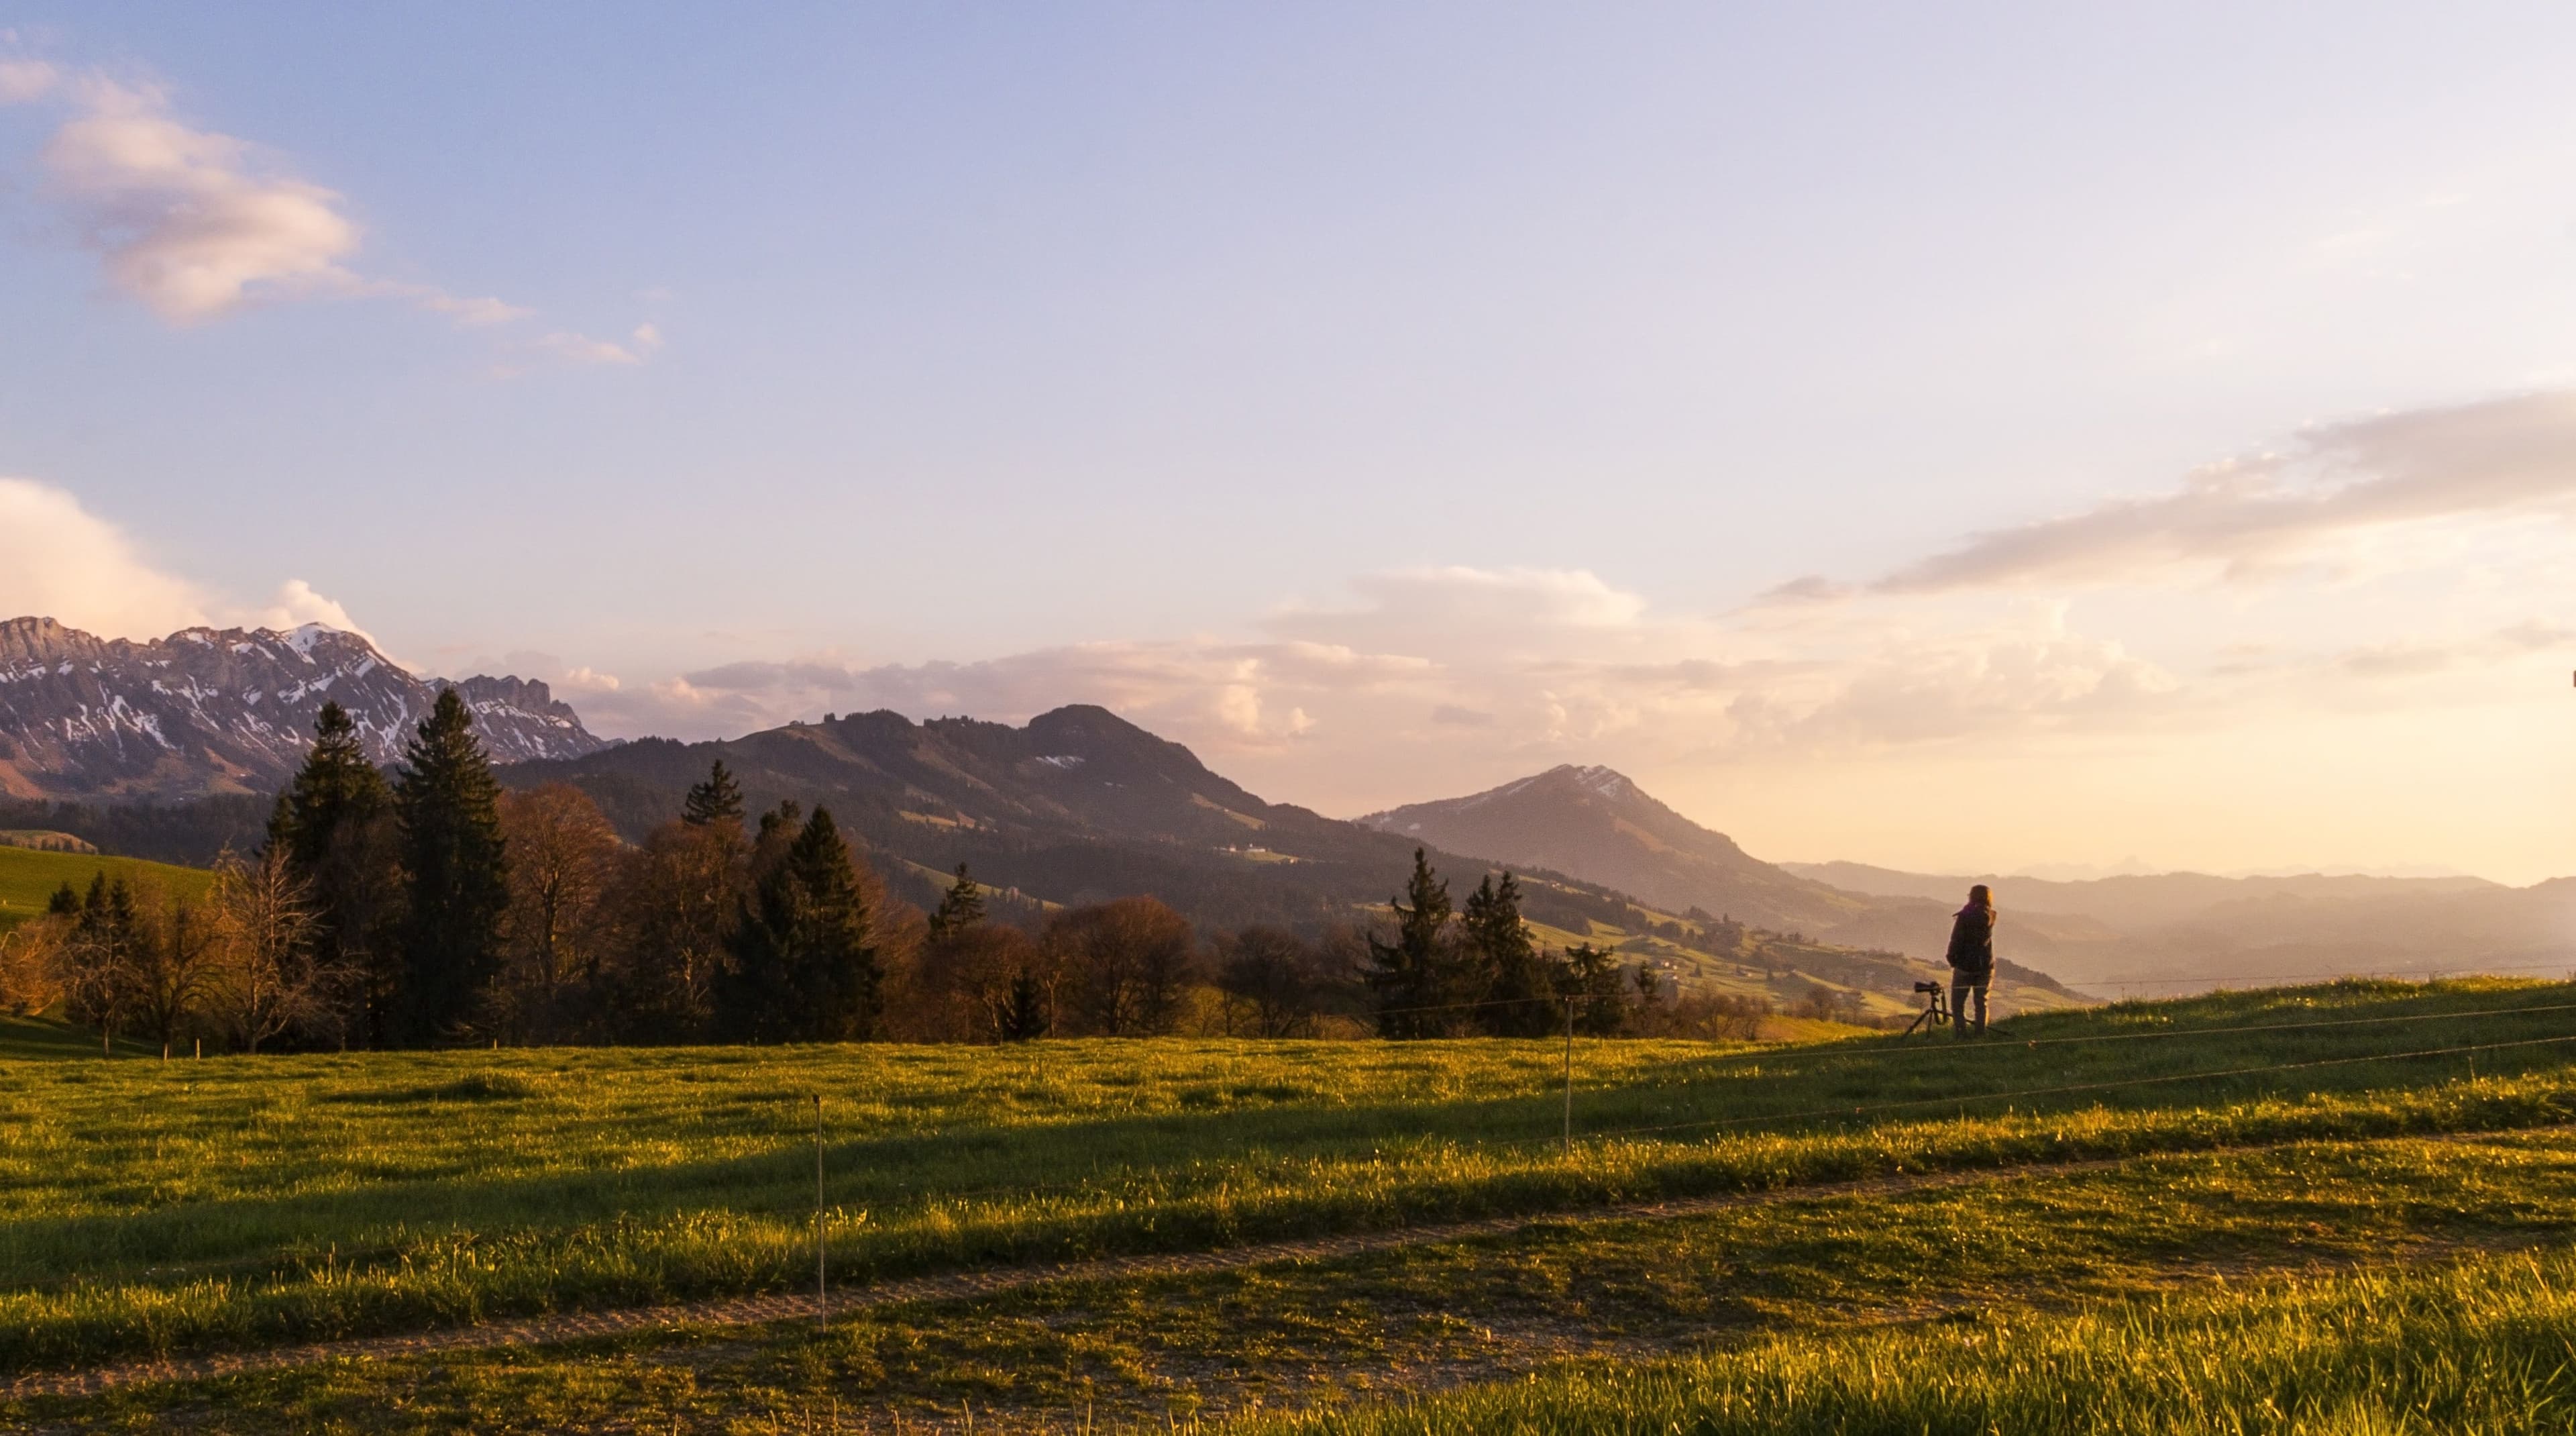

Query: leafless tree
[0,913,68,1017]
[496,784,624,1041]
[1044,896,1199,1036]
[606,815,751,1040]
[122,880,225,1060]
[209,850,337,1053]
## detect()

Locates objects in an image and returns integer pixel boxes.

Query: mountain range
[0,617,609,801]
[501,708,2082,1017]
[9,615,2561,1003]
[1358,760,2576,991]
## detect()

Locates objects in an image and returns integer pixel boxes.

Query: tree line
[0,699,1762,1052]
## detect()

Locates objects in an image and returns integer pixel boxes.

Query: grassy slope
[0,845,212,935]
[23,1088,2576,1429]
[1254,1243,2576,1436]
[1,980,2573,1380]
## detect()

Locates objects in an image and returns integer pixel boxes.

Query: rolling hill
[0,845,213,936]
[1789,860,2576,992]
[505,708,2079,1013]
[1359,764,1872,933]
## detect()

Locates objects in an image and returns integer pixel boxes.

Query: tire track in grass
[23,1125,2567,1402]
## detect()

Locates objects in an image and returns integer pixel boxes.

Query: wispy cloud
[529,323,664,367]
[1867,391,2576,593]
[2,52,647,366]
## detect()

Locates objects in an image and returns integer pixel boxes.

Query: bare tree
[0,913,69,1017]
[912,921,1054,1041]
[1216,926,1332,1038]
[496,784,624,1041]
[209,850,336,1053]
[606,816,750,1041]
[123,881,225,1060]
[1045,897,1199,1037]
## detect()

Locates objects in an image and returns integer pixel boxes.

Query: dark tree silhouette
[1367,849,1460,1039]
[927,863,985,942]
[267,700,399,1045]
[680,760,745,827]
[718,806,882,1041]
[392,689,511,1045]
[1462,871,1558,1037]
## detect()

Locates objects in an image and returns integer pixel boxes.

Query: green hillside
[0,845,214,935]
[3,978,2575,1431]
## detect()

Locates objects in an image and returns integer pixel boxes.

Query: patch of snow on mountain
[1036,755,1085,768]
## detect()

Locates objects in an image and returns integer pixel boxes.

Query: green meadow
[0,978,2570,1401]
[0,843,213,937]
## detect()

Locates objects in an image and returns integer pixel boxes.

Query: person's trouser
[1951,977,1989,1035]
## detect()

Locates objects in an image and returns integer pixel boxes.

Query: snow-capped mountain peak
[0,615,610,801]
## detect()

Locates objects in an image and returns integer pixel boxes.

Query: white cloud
[527,321,664,367]
[36,76,363,321]
[1867,391,2576,594]
[0,476,209,635]
[0,57,58,103]
[242,578,371,639]
[0,476,381,650]
[3,53,639,363]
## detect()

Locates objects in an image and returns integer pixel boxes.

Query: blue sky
[6,5,2576,880]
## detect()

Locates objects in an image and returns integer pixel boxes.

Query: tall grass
[3,979,2571,1374]
[1252,1244,2576,1435]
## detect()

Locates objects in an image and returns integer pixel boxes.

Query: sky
[3,3,2575,882]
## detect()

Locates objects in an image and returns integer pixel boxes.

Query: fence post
[1562,1002,1574,1156]
[814,1093,827,1331]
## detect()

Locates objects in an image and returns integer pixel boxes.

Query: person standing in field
[1946,884,1996,1037]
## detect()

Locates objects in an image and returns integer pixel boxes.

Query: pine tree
[46,880,78,916]
[681,760,745,827]
[927,863,985,943]
[995,970,1049,1042]
[718,806,882,1042]
[392,688,511,1045]
[1366,848,1458,1039]
[267,700,399,1045]
[1462,871,1557,1037]
[1564,943,1629,1036]
[64,873,142,1052]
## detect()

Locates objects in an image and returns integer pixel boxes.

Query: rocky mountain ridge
[0,616,610,801]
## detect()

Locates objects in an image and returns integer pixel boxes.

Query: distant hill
[506,707,2083,1015]
[1784,860,2576,992]
[0,845,212,936]
[0,616,610,803]
[511,703,1508,933]
[1359,764,1872,933]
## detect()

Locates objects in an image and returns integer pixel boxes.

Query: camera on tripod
[1904,979,1951,1035]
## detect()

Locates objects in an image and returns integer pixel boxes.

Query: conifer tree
[1366,848,1457,1039]
[995,970,1049,1042]
[64,873,141,1052]
[1564,943,1629,1036]
[392,688,511,1045]
[268,701,399,1045]
[681,760,745,827]
[1463,871,1557,1037]
[46,880,78,917]
[927,863,985,943]
[718,806,882,1041]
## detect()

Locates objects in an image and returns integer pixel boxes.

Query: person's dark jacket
[1945,904,1995,978]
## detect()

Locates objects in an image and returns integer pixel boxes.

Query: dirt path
[8,1128,2553,1402]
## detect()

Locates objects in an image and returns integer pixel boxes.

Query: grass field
[0,844,213,935]
[1252,1241,2576,1436]
[5,978,2575,1431]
